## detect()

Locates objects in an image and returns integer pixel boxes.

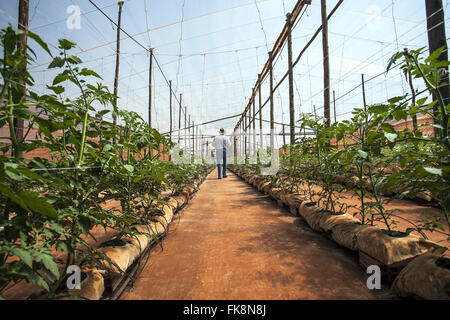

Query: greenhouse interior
[0,0,449,307]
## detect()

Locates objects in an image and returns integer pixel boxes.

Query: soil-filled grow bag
[67,268,105,300]
[391,253,450,300]
[356,227,447,268]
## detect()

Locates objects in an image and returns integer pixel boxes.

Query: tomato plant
[0,27,213,299]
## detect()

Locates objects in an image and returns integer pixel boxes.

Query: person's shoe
[223,176,228,178]
[218,177,222,179]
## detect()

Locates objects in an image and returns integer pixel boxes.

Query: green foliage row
[0,26,213,299]
[234,47,450,238]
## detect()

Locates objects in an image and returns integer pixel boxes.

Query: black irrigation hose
[370,212,429,240]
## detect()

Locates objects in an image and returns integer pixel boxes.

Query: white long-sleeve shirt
[212,134,231,164]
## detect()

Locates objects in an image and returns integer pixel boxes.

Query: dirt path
[121,169,392,300]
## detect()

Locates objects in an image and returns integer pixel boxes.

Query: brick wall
[1,122,170,161]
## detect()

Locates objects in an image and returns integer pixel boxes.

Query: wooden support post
[259,74,263,155]
[148,48,153,126]
[178,93,182,144]
[201,133,204,160]
[241,122,244,157]
[252,91,256,157]
[192,121,195,161]
[113,1,124,126]
[425,0,449,137]
[321,0,331,127]
[282,124,286,146]
[188,115,191,152]
[244,111,247,156]
[233,136,237,165]
[362,74,368,142]
[333,90,337,123]
[184,107,187,149]
[169,80,173,142]
[361,74,367,112]
[196,125,198,158]
[14,0,29,158]
[287,12,295,145]
[269,51,275,151]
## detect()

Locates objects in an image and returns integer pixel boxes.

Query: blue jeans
[217,148,227,178]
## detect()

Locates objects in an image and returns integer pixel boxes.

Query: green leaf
[423,167,442,176]
[430,124,444,130]
[432,60,450,68]
[97,109,110,117]
[19,191,58,219]
[47,85,65,94]
[388,96,405,104]
[380,123,396,133]
[416,97,428,106]
[4,163,23,181]
[66,54,82,65]
[79,68,102,79]
[56,242,69,253]
[36,252,60,279]
[102,143,113,152]
[124,164,134,173]
[58,39,76,50]
[52,73,69,85]
[4,27,18,54]
[392,109,408,121]
[11,248,33,268]
[48,56,65,69]
[0,183,29,211]
[27,271,50,292]
[425,46,445,64]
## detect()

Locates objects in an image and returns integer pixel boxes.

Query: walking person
[212,128,231,179]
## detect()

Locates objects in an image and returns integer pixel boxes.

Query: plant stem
[7,85,20,159]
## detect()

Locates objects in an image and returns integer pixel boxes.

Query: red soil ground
[121,170,392,300]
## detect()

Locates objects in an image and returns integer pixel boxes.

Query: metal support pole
[188,115,191,152]
[333,90,337,123]
[425,0,449,137]
[244,112,247,156]
[12,0,29,158]
[259,74,263,155]
[252,91,256,157]
[269,51,274,151]
[361,74,367,112]
[113,1,124,127]
[148,48,153,126]
[178,93,182,144]
[169,80,172,142]
[192,121,195,160]
[321,0,331,127]
[287,12,295,145]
